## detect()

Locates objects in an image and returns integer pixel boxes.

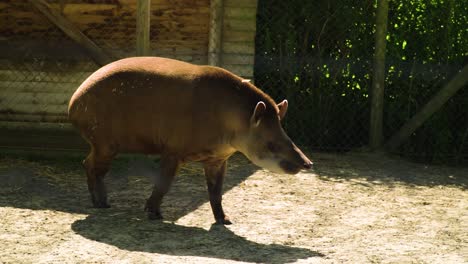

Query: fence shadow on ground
[312,152,468,189]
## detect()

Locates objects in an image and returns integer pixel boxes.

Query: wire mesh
[0,0,466,164]
[255,0,375,151]
[255,0,467,164]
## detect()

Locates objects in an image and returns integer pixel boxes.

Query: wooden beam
[385,64,468,151]
[136,0,151,56]
[29,0,113,66]
[208,0,224,66]
[369,0,389,149]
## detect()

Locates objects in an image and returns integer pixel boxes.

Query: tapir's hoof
[215,216,232,225]
[92,200,111,208]
[147,212,163,220]
[144,204,163,220]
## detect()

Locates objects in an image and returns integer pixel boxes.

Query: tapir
[68,57,312,224]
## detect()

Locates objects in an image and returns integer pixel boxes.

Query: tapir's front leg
[145,155,180,220]
[204,160,231,225]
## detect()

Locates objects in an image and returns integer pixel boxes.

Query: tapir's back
[68,57,247,156]
[69,57,203,104]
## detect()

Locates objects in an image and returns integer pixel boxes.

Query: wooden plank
[223,30,256,42]
[153,32,208,41]
[224,0,257,8]
[150,54,208,64]
[0,126,87,151]
[0,134,87,151]
[0,82,77,93]
[151,18,209,28]
[0,103,67,115]
[0,84,77,94]
[147,46,208,55]
[0,71,92,83]
[60,3,118,15]
[136,0,151,56]
[0,121,74,132]
[224,17,256,31]
[224,7,256,19]
[1,3,211,58]
[152,16,210,25]
[114,0,208,7]
[59,14,117,25]
[0,91,72,106]
[0,113,69,123]
[222,42,255,54]
[0,60,97,72]
[151,28,208,39]
[28,0,113,66]
[148,41,208,51]
[222,64,253,77]
[222,54,254,65]
[151,6,210,16]
[150,0,208,6]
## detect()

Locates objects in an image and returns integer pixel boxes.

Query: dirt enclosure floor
[0,151,467,263]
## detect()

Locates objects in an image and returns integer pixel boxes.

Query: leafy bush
[255,0,467,164]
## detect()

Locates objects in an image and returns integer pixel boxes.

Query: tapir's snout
[303,160,313,170]
[294,143,313,171]
[277,143,313,174]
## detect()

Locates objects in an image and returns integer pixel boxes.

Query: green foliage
[384,0,467,164]
[255,0,374,150]
[255,0,467,164]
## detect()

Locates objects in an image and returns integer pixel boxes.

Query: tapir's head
[238,99,313,174]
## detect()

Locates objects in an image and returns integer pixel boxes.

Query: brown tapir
[68,57,312,224]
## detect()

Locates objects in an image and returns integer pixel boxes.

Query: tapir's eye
[267,141,279,152]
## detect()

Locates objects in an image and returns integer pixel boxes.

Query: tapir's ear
[277,99,288,120]
[251,101,266,127]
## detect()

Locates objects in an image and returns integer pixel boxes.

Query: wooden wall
[0,0,257,150]
[221,0,256,78]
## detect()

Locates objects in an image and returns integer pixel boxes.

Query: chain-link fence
[0,0,134,149]
[1,0,467,165]
[0,0,213,149]
[255,0,467,164]
[0,0,119,123]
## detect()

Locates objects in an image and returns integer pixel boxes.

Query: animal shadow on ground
[72,213,322,263]
[0,154,259,217]
[0,153,322,262]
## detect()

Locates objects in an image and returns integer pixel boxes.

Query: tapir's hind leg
[83,145,116,208]
[145,155,180,220]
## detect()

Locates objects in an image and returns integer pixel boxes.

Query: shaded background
[255,0,467,164]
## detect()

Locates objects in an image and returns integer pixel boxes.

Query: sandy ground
[0,152,467,263]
